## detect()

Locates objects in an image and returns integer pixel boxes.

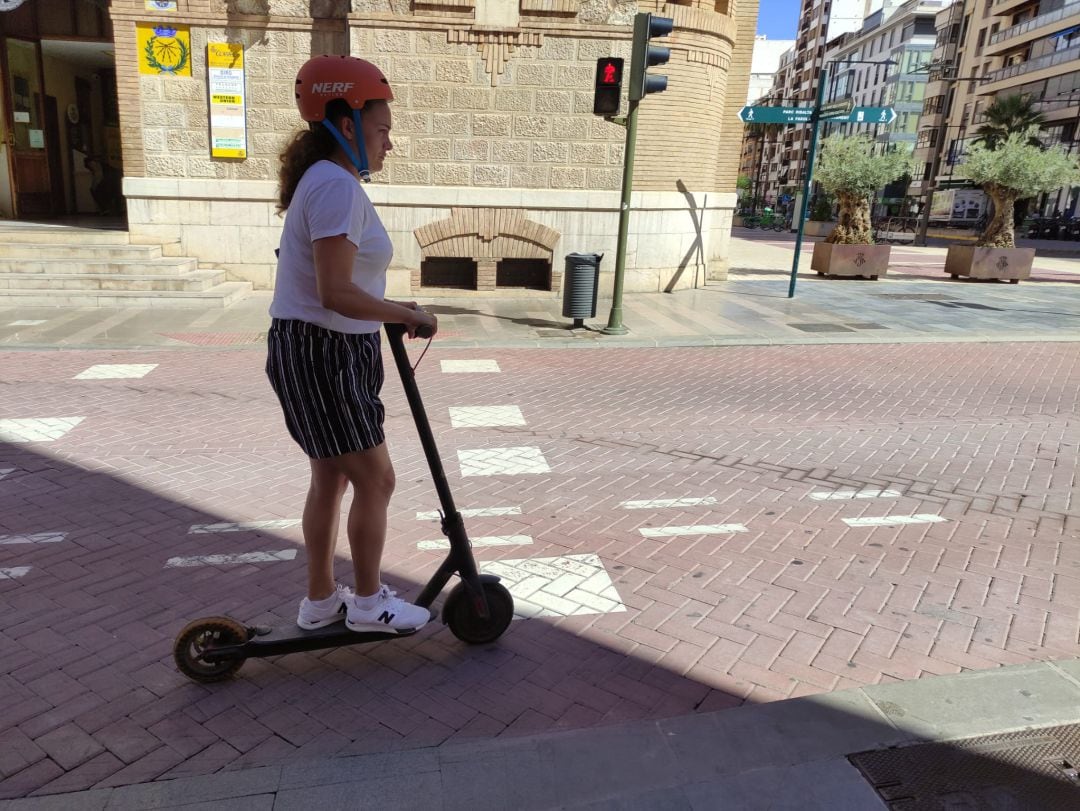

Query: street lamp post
[912,69,990,246]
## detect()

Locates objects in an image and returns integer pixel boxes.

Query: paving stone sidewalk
[1,237,1078,352]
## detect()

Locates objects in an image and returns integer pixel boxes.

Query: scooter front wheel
[444,580,514,645]
[173,616,249,683]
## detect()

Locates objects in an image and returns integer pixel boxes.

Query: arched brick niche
[412,208,562,293]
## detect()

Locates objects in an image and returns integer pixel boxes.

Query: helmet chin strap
[321,109,370,181]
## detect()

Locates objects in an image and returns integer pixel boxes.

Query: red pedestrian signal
[593,57,624,117]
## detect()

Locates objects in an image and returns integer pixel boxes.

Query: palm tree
[973,94,1046,150]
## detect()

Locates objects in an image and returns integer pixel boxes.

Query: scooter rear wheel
[444,581,514,645]
[173,616,249,683]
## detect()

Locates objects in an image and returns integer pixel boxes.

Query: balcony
[981,43,1080,86]
[986,1,1080,55]
[993,0,1038,15]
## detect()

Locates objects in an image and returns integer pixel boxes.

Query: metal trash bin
[561,252,603,329]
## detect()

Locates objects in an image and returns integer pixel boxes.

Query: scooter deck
[211,609,438,661]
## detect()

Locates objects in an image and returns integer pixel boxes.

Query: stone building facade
[105,0,756,296]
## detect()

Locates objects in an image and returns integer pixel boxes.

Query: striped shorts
[265,318,385,459]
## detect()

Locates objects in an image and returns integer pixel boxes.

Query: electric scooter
[172,322,515,683]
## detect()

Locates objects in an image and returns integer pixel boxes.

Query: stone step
[0,257,199,275]
[0,281,252,308]
[0,226,132,245]
[0,242,165,260]
[0,269,226,293]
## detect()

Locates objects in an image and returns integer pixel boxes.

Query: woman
[267,55,437,634]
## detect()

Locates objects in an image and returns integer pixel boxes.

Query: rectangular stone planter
[944,246,1034,284]
[811,242,890,279]
[803,220,834,237]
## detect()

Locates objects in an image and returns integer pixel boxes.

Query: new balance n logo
[378,610,395,625]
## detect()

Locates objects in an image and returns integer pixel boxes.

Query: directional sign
[819,98,854,118]
[739,105,815,125]
[844,106,897,125]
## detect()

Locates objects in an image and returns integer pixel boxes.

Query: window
[421,258,477,290]
[496,259,550,290]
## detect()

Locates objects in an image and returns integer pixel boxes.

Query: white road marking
[481,553,626,618]
[418,534,533,550]
[9,320,46,326]
[441,360,501,373]
[0,468,14,480]
[639,524,748,537]
[843,514,948,527]
[73,364,158,380]
[165,550,298,568]
[189,519,302,534]
[0,567,31,580]
[449,405,526,429]
[0,532,67,545]
[810,489,902,500]
[620,497,718,510]
[458,446,551,477]
[0,417,84,443]
[416,506,522,520]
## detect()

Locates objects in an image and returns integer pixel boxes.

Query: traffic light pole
[603,98,639,335]
[786,64,829,298]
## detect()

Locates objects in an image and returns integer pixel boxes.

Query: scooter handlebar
[384,322,433,340]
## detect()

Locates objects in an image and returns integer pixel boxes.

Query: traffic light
[628,12,673,102]
[593,57,623,117]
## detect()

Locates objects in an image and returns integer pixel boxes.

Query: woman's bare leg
[328,442,396,596]
[303,457,348,600]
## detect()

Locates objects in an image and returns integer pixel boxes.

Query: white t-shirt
[270,160,393,334]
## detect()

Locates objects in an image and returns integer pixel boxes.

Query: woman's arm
[314,235,437,337]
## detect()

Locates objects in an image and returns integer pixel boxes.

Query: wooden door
[3,37,52,217]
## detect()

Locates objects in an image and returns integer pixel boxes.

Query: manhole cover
[789,323,856,333]
[926,301,1003,311]
[849,723,1080,809]
[877,294,958,301]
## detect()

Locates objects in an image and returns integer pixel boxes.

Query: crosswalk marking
[810,489,902,500]
[843,514,948,527]
[0,417,84,443]
[0,532,67,546]
[189,520,302,534]
[449,406,526,429]
[639,524,748,538]
[458,446,551,477]
[417,535,532,551]
[416,506,522,521]
[620,497,718,510]
[73,364,158,380]
[441,360,501,373]
[165,550,298,568]
[481,553,626,618]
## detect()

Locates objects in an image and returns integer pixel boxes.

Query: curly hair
[276,99,379,213]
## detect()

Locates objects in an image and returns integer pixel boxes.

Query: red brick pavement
[1,341,1078,797]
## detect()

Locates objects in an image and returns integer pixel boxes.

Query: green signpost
[738,105,814,125]
[741,92,896,297]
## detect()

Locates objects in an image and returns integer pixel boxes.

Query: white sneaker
[296,584,352,630]
[347,585,430,633]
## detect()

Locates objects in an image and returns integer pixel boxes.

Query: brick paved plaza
[2,334,1078,799]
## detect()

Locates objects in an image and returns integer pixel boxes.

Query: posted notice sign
[207,42,246,159]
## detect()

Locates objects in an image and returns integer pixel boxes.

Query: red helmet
[294,55,394,122]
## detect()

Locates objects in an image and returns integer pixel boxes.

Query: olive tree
[959,131,1080,248]
[814,135,915,245]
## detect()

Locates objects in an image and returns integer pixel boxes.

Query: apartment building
[912,0,1080,220]
[740,0,866,205]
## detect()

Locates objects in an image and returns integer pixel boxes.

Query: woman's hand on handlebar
[405,306,437,339]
